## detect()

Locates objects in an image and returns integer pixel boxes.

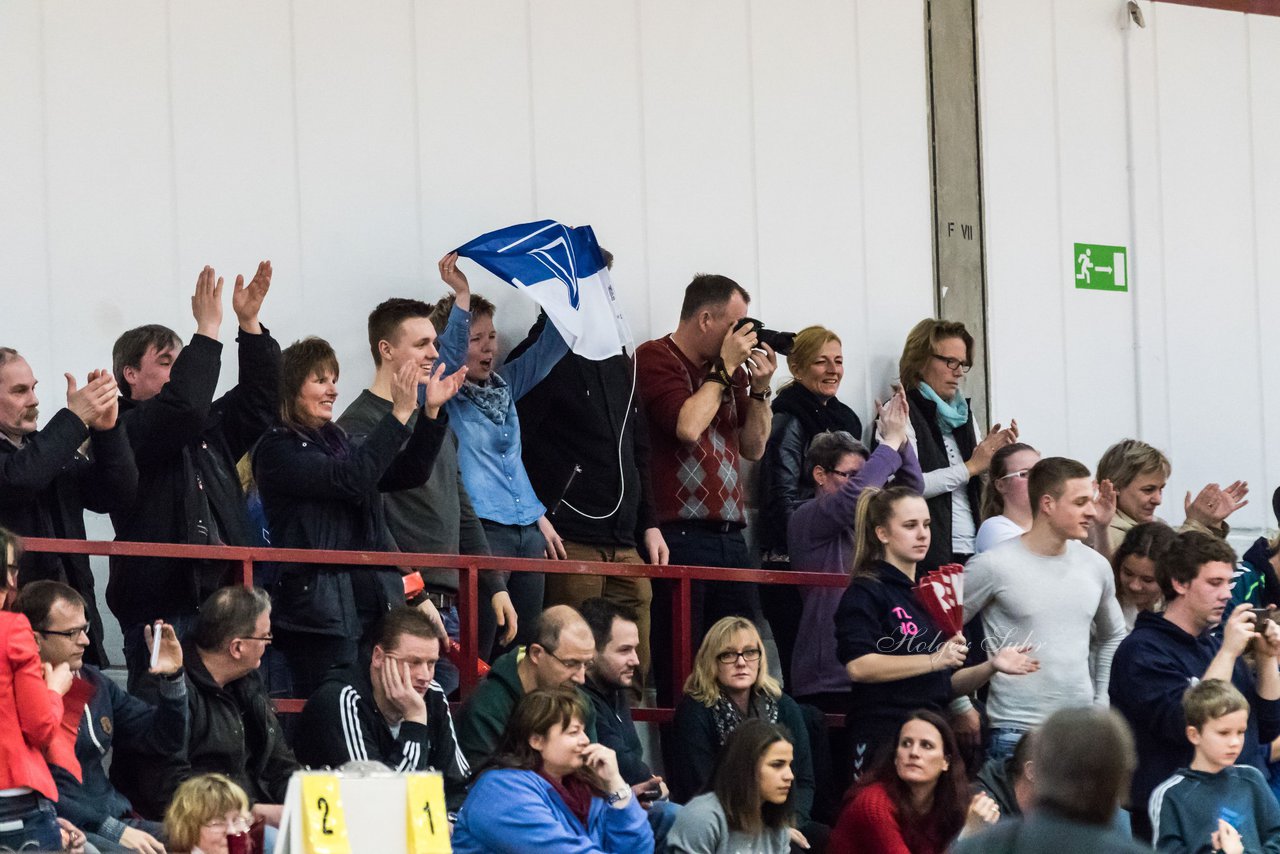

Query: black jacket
[113,643,299,818]
[509,316,657,548]
[293,659,469,814]
[108,330,280,626]
[758,383,862,556]
[252,409,446,638]
[0,409,136,665]
[905,387,980,571]
[583,676,651,786]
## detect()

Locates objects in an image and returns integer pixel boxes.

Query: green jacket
[456,647,597,770]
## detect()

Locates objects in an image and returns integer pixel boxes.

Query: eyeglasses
[716,648,762,665]
[543,648,593,671]
[930,354,973,374]
[998,469,1031,481]
[237,633,274,644]
[824,468,857,480]
[36,622,91,640]
[203,814,252,833]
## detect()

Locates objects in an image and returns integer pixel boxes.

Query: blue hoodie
[1110,610,1280,836]
[1149,764,1280,853]
[452,768,653,854]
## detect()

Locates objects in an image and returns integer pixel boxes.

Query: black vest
[906,387,982,571]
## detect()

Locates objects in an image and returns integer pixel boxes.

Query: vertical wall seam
[1243,15,1272,521]
[288,0,305,300]
[408,0,425,279]
[1122,5,1145,438]
[525,0,538,217]
[1150,7,1174,446]
[164,2,181,307]
[1048,0,1070,450]
[39,4,54,344]
[744,0,763,309]
[633,0,654,333]
[969,0,993,422]
[925,0,942,318]
[854,0,875,406]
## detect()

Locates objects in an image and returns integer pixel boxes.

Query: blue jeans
[648,800,680,854]
[479,520,546,656]
[986,726,1028,764]
[435,605,460,696]
[0,796,61,852]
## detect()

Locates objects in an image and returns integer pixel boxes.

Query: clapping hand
[422,361,468,417]
[876,390,910,449]
[66,370,119,430]
[1093,478,1118,530]
[990,643,1040,676]
[191,265,224,340]
[1185,481,1249,528]
[232,260,272,334]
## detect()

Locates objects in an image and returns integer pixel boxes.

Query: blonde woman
[164,774,253,854]
[671,617,818,844]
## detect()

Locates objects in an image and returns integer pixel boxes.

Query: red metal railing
[22,537,848,720]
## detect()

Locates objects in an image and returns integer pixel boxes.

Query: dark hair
[1033,707,1135,825]
[193,586,271,652]
[1158,530,1237,602]
[482,686,601,790]
[279,337,340,430]
[1111,521,1177,596]
[804,430,869,475]
[1,526,24,603]
[1009,729,1035,784]
[710,719,794,835]
[1027,457,1091,519]
[367,298,436,366]
[14,580,85,628]
[860,710,968,849]
[373,605,445,651]
[579,598,638,652]
[980,442,1038,520]
[678,274,750,322]
[428,293,496,334]
[113,325,183,398]
[851,486,928,578]
[530,605,589,655]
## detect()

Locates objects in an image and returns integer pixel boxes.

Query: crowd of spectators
[0,254,1274,853]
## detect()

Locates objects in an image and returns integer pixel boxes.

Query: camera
[733,317,796,356]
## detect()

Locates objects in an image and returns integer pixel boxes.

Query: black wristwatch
[748,387,772,401]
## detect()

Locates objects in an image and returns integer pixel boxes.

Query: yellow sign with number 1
[301,775,351,854]
[406,773,451,853]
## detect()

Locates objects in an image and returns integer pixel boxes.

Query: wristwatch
[606,787,631,806]
[748,387,772,401]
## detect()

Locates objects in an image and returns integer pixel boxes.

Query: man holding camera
[635,274,776,659]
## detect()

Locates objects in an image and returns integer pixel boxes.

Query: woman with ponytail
[834,490,1039,779]
[974,443,1040,554]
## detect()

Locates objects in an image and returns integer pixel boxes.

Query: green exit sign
[1074,243,1128,292]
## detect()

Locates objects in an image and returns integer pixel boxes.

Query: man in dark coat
[106,262,280,688]
[0,347,137,665]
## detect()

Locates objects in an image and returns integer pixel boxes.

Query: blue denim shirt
[437,304,568,526]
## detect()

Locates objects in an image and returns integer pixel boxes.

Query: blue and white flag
[455,220,633,360]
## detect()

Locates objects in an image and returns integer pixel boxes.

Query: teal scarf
[918,382,969,432]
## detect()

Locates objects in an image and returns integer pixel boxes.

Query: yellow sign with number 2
[406,773,451,853]
[302,775,351,854]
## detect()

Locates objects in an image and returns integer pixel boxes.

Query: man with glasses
[457,604,598,768]
[293,607,468,819]
[0,347,137,667]
[111,585,299,833]
[15,581,184,854]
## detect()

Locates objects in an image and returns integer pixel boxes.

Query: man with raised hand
[107,263,280,690]
[0,349,136,666]
[16,580,184,854]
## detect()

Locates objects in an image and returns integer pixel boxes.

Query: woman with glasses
[895,319,1017,570]
[253,337,465,699]
[671,617,821,850]
[788,391,922,713]
[974,443,1040,554]
[0,527,77,852]
[453,686,652,854]
[164,773,255,853]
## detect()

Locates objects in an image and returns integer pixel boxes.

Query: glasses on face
[999,469,1031,481]
[930,354,973,374]
[36,621,91,640]
[716,647,762,665]
[825,468,857,480]
[203,814,252,834]
[237,633,273,645]
[544,649,593,671]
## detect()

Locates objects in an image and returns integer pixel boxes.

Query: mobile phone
[1251,607,1273,632]
[149,620,163,669]
[637,785,662,804]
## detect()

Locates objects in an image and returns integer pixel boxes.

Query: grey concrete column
[926,0,990,428]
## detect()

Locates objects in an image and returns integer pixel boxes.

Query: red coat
[0,611,68,800]
[829,781,951,854]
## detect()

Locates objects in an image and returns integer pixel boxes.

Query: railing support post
[458,562,480,695]
[673,575,693,691]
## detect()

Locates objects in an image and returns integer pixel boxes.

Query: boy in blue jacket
[1149,679,1280,853]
